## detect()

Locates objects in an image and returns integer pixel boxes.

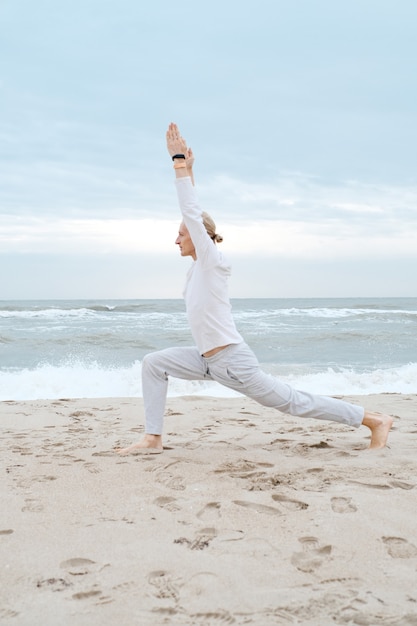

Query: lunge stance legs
[118,343,392,453]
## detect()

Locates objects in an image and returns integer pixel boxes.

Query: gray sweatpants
[141,342,364,434]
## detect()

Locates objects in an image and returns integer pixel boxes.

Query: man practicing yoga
[118,123,393,455]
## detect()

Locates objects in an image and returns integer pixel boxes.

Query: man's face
[175,222,196,260]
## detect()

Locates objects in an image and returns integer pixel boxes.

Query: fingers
[167,122,187,145]
[170,122,179,134]
[166,122,180,140]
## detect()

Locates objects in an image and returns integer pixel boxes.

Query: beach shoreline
[1,393,417,625]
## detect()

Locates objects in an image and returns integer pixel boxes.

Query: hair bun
[202,211,223,244]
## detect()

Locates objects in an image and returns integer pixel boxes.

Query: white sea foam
[1,360,416,402]
[281,363,417,396]
[0,308,96,319]
[235,307,417,320]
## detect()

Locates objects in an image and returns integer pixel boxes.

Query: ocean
[1,298,416,401]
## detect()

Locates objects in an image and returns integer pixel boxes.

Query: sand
[1,393,417,626]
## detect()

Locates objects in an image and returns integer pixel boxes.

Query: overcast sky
[1,0,416,300]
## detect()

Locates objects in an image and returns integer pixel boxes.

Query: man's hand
[166,122,188,157]
[185,147,195,171]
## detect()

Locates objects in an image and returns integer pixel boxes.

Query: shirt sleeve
[175,177,220,269]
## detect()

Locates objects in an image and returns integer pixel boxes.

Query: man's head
[175,213,223,260]
[175,222,196,259]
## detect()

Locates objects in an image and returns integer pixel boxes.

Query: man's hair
[202,212,223,243]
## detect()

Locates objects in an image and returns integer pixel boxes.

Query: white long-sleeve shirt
[175,177,243,355]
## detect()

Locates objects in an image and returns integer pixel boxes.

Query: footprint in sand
[330,497,357,513]
[84,462,101,474]
[69,411,94,418]
[183,610,235,625]
[147,570,181,600]
[214,459,274,479]
[72,589,102,600]
[154,496,181,512]
[36,475,58,483]
[145,461,187,491]
[272,494,309,510]
[382,537,417,559]
[225,536,279,559]
[389,480,415,490]
[184,571,219,596]
[157,472,186,491]
[349,480,391,490]
[233,500,282,516]
[197,502,221,521]
[291,536,332,573]
[60,558,97,575]
[12,446,33,456]
[21,498,44,513]
[174,527,217,551]
[36,577,72,592]
[0,608,19,620]
[58,558,109,601]
[308,441,334,449]
[92,450,115,457]
[112,580,137,593]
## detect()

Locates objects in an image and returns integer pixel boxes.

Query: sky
[1,0,416,299]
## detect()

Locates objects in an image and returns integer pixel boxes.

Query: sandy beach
[1,393,417,625]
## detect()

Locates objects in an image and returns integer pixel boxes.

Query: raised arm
[166,123,195,185]
[166,123,217,265]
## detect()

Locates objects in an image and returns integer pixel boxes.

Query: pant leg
[206,343,364,428]
[141,346,210,434]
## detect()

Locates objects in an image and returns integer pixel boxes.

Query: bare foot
[362,412,393,449]
[116,434,163,455]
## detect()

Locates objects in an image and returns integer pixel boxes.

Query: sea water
[1,298,416,401]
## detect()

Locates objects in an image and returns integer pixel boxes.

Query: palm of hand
[166,123,188,157]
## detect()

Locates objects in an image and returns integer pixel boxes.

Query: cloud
[0,216,179,254]
[198,174,417,236]
[2,206,416,263]
[2,171,416,263]
[223,220,417,260]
